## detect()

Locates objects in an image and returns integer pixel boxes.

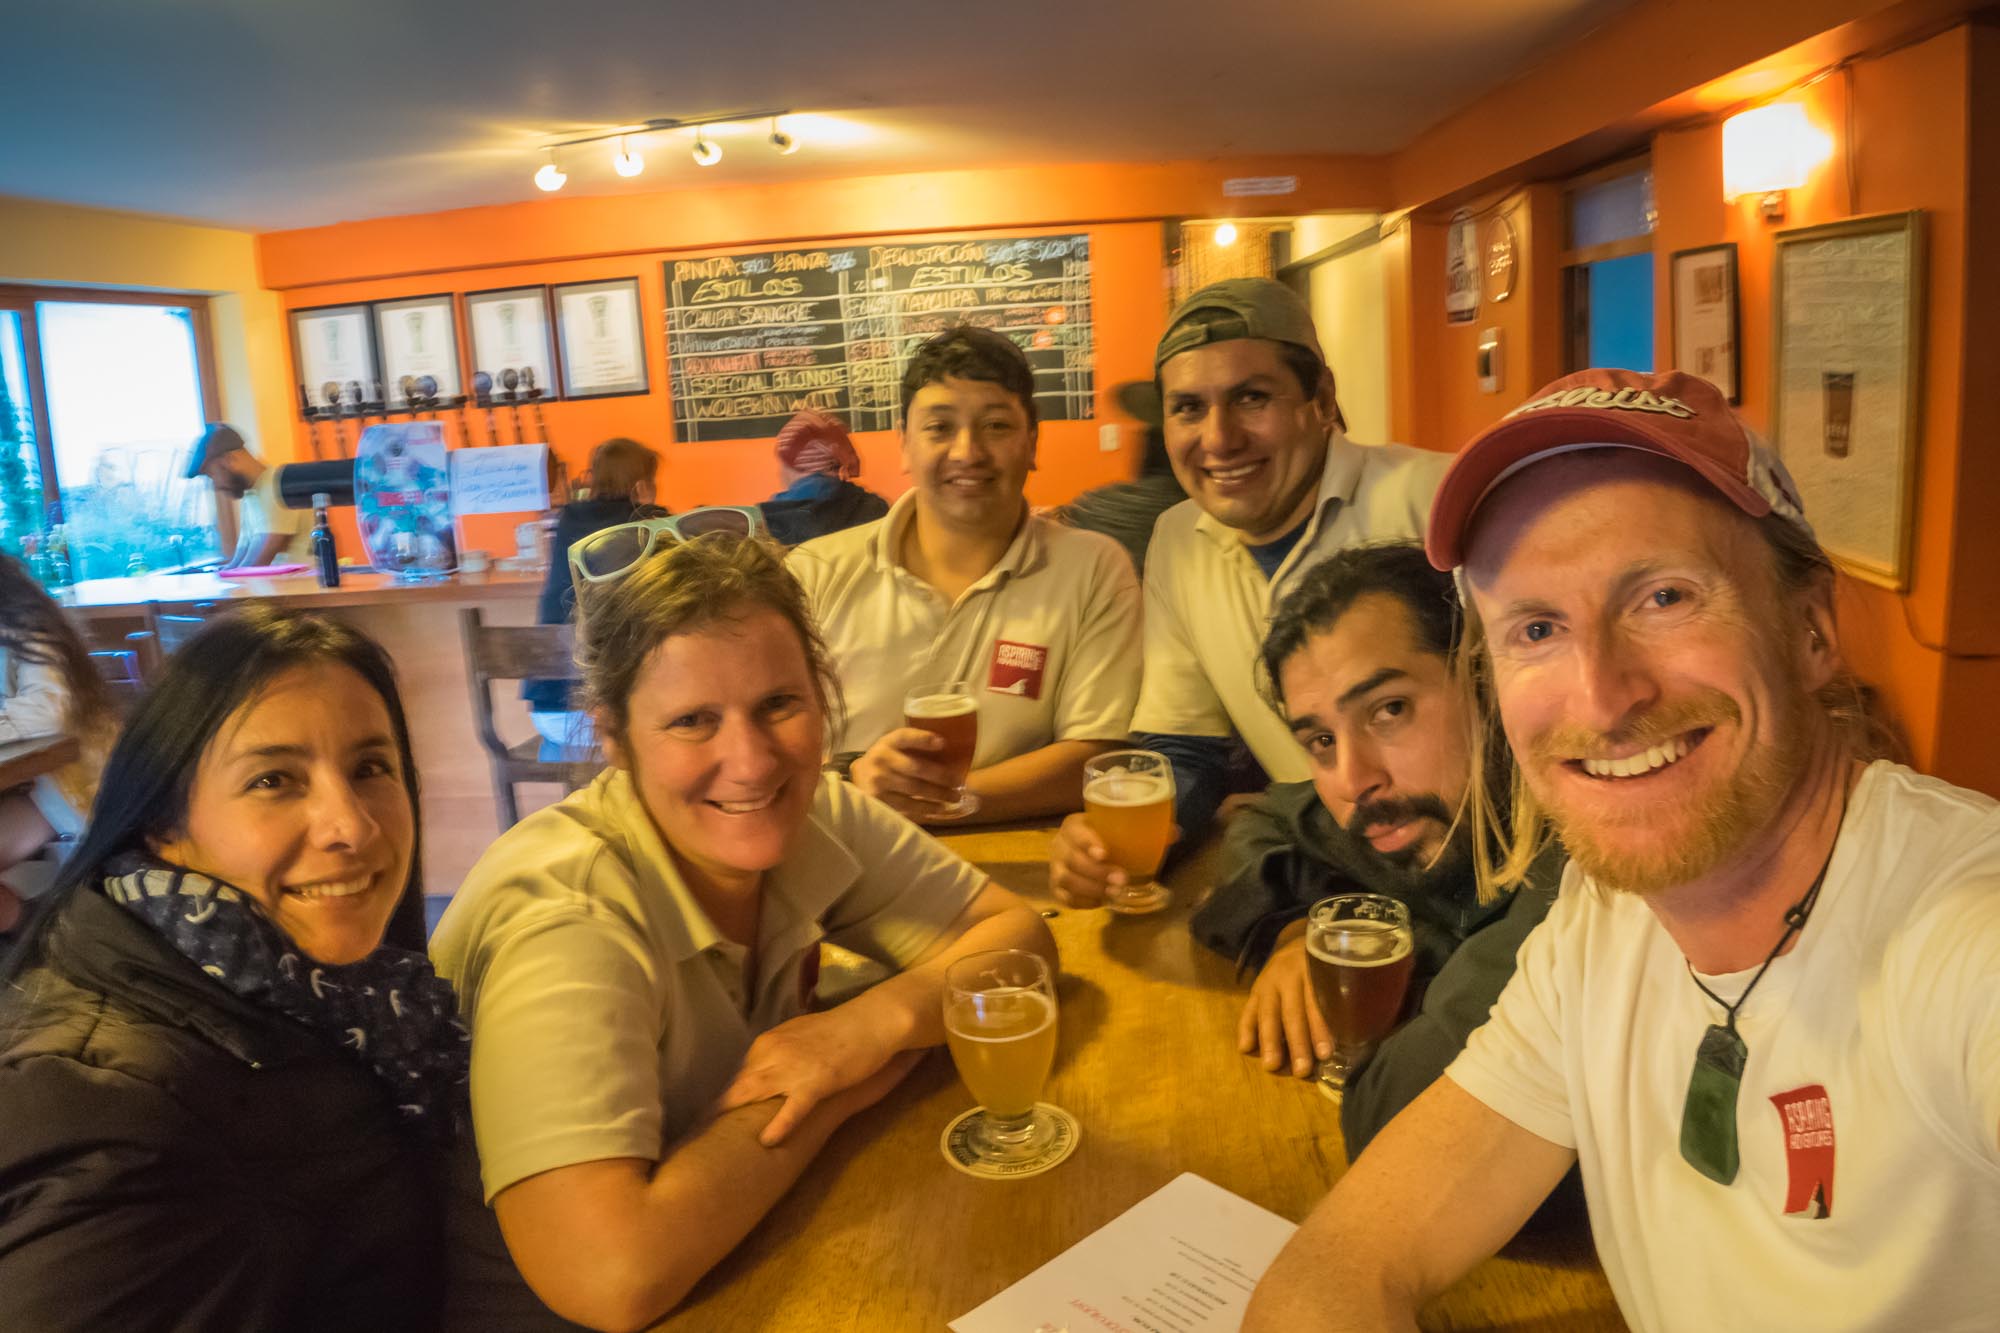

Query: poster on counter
[555,277,648,399]
[450,443,549,516]
[375,293,462,406]
[354,422,455,578]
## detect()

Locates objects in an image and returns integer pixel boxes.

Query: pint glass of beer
[944,949,1062,1163]
[1305,894,1415,1095]
[903,680,980,820]
[1082,749,1176,914]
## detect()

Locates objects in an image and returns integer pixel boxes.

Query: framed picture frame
[1670,243,1740,403]
[553,277,649,399]
[1771,210,1927,590]
[374,293,462,408]
[465,285,560,404]
[291,303,379,415]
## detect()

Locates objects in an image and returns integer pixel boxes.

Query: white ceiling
[2,0,1634,232]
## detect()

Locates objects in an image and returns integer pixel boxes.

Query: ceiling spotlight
[612,135,644,177]
[769,116,798,155]
[691,128,722,166]
[534,151,567,192]
[1214,221,1239,247]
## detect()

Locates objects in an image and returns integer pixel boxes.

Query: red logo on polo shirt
[988,640,1048,700]
[1770,1085,1836,1218]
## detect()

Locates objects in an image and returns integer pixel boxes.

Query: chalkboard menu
[664,234,1094,442]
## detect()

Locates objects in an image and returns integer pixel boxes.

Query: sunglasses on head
[567,506,767,586]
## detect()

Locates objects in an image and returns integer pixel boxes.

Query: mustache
[1345,793,1453,840]
[1528,691,1742,764]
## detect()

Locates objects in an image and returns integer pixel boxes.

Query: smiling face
[902,376,1035,537]
[601,607,827,904]
[1280,593,1472,869]
[1463,451,1832,895]
[151,663,413,965]
[1160,339,1334,544]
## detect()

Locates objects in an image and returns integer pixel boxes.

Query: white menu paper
[951,1174,1298,1333]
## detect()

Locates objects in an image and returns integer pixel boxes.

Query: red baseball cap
[1425,368,1810,570]
[774,409,861,481]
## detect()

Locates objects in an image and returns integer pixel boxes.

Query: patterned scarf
[103,854,469,1137]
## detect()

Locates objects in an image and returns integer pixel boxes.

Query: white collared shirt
[789,491,1142,765]
[431,768,988,1200]
[1131,433,1449,781]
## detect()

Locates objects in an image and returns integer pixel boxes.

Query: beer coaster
[940,1104,1079,1180]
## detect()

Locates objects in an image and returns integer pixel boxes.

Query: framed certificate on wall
[375,293,462,407]
[1670,243,1740,403]
[466,286,559,402]
[553,277,649,399]
[291,303,378,415]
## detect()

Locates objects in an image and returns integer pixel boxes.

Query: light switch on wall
[1477,328,1504,395]
[1099,423,1121,452]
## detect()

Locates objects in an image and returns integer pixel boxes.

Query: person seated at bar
[0,608,456,1332]
[432,528,1055,1332]
[1186,543,1557,1157]
[0,552,115,934]
[524,437,664,760]
[757,408,888,546]
[790,325,1141,824]
[1246,370,2000,1331]
[185,422,312,569]
[1054,279,1448,864]
[1053,380,1187,575]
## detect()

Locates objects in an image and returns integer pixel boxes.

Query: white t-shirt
[1449,762,2000,1332]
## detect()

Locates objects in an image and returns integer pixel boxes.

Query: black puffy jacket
[0,888,444,1332]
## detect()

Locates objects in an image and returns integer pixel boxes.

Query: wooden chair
[88,649,147,714]
[459,608,595,828]
[129,604,215,680]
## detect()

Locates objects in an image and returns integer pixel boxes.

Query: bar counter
[61,568,552,893]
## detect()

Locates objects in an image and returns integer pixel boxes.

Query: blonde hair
[573,533,842,749]
[1459,511,1892,901]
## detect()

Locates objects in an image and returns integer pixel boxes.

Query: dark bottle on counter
[311,492,340,588]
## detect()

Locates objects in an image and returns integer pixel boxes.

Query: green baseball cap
[1154,277,1325,371]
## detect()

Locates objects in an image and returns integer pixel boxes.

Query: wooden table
[660,824,1625,1332]
[0,735,81,790]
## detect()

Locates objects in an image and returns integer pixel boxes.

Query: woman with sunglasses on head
[0,552,116,934]
[0,608,463,1331]
[433,523,1054,1332]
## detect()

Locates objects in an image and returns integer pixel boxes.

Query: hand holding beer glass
[943,949,1061,1164]
[1306,894,1414,1094]
[902,680,980,820]
[1081,749,1176,914]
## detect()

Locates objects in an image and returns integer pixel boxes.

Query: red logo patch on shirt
[1770,1085,1836,1218]
[988,640,1048,700]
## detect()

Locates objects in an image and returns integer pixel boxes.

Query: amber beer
[903,685,978,791]
[944,988,1058,1118]
[1083,749,1176,914]
[1306,920,1416,1050]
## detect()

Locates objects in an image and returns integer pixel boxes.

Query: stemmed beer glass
[1305,894,1415,1095]
[903,680,980,820]
[943,950,1060,1163]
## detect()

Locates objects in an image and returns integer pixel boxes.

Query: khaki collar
[868,488,1046,589]
[1192,431,1366,555]
[588,769,861,966]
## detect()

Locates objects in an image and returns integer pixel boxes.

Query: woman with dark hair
[0,607,463,1332]
[434,529,1053,1330]
[524,436,665,760]
[0,552,114,931]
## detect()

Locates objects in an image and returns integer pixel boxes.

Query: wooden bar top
[57,568,544,619]
[658,822,1624,1332]
[0,735,81,789]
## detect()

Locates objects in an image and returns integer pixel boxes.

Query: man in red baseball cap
[1249,369,2000,1331]
[758,409,888,546]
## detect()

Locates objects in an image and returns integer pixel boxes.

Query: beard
[1343,793,1474,897]
[1525,685,1805,896]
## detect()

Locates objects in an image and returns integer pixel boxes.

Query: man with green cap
[185,423,310,569]
[1049,277,1449,906]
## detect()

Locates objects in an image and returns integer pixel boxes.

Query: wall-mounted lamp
[534,149,567,192]
[1722,101,1829,222]
[1213,221,1239,247]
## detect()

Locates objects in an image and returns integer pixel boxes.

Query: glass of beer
[903,680,980,820]
[1082,749,1176,914]
[1306,894,1415,1095]
[943,949,1061,1163]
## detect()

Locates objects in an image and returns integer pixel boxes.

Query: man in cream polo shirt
[1053,279,1448,906]
[790,326,1141,825]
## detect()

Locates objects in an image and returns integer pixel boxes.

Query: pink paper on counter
[217,564,311,579]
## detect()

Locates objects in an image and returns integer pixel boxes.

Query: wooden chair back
[458,608,595,828]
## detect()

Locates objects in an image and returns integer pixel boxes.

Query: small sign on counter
[449,444,549,517]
